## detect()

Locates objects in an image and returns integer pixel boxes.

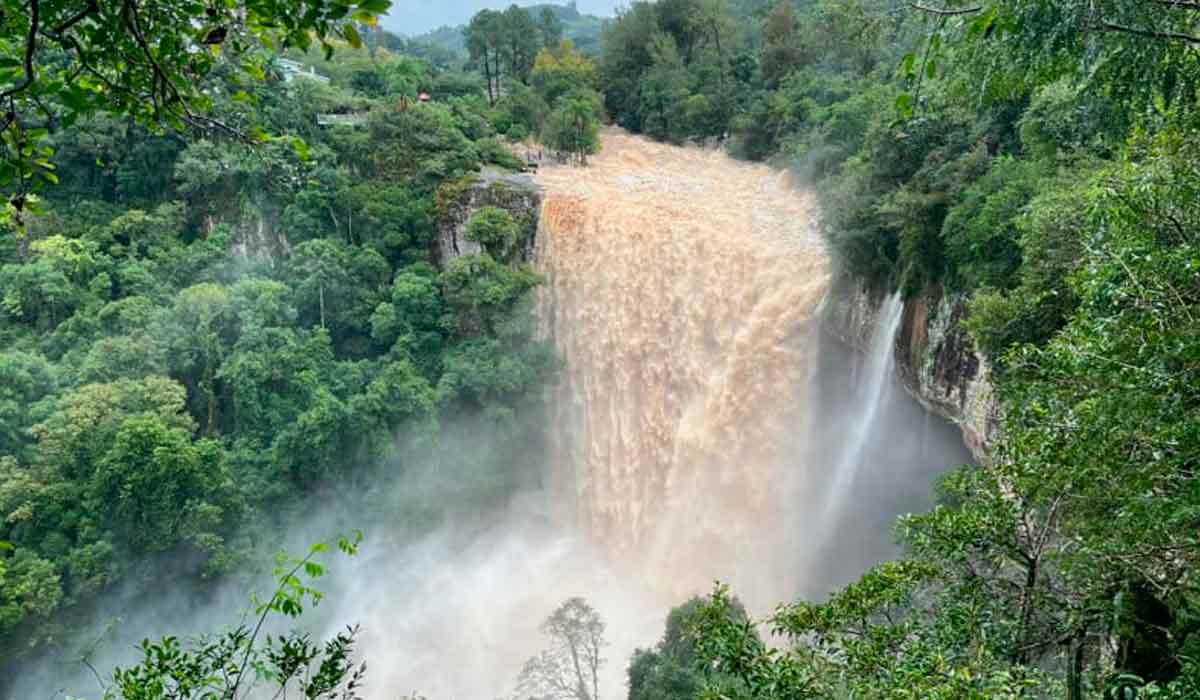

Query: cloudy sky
[382,1,625,36]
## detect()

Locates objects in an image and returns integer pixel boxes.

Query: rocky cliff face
[434,167,541,266]
[211,167,543,269]
[824,278,1000,463]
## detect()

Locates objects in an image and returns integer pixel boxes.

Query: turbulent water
[535,129,830,608]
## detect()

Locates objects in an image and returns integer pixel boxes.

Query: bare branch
[0,0,40,100]
[1152,0,1200,9]
[48,0,99,36]
[1098,20,1200,45]
[909,2,983,16]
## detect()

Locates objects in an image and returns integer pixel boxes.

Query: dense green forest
[596,0,1200,698]
[0,3,604,695]
[2,0,1199,698]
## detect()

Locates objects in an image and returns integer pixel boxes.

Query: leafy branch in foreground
[0,0,392,223]
[92,532,366,700]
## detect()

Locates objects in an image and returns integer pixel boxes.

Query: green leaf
[895,93,915,119]
[342,24,363,49]
[292,137,311,163]
[358,0,392,13]
[60,86,91,112]
[243,60,267,81]
[967,10,996,38]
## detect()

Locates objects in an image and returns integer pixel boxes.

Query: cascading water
[818,292,904,525]
[532,130,969,614]
[535,129,830,610]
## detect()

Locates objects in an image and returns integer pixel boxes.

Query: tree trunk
[1067,635,1085,700]
[1016,555,1039,664]
[319,279,326,329]
[483,47,495,104]
[493,51,503,100]
[203,366,217,436]
[713,21,726,93]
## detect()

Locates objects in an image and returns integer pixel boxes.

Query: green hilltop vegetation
[413,2,609,58]
[1,0,1199,698]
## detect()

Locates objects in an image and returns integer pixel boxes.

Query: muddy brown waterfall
[534,129,830,609]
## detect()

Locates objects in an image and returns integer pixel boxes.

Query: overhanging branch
[1099,20,1200,46]
[49,0,99,36]
[909,2,983,15]
[1152,0,1200,9]
[0,0,40,100]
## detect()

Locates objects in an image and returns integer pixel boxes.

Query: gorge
[12,129,973,700]
[343,129,972,698]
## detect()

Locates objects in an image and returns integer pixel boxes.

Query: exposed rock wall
[210,167,543,269]
[227,207,291,265]
[197,192,291,266]
[434,167,541,266]
[824,277,999,463]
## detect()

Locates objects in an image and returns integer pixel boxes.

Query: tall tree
[539,7,565,48]
[516,597,606,700]
[466,9,506,104]
[544,92,602,164]
[762,0,804,86]
[501,5,542,87]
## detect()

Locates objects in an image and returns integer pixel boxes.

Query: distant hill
[413,24,468,56]
[410,2,608,58]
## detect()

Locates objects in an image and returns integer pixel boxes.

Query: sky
[381,0,624,37]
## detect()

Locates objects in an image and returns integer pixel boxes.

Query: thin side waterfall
[819,292,905,524]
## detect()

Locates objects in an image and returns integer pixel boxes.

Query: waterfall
[818,292,905,525]
[535,129,830,609]
[255,133,963,700]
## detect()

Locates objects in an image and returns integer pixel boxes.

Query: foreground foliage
[0,0,392,222]
[98,535,364,700]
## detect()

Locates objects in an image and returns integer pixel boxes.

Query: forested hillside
[0,8,600,692]
[598,1,1200,697]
